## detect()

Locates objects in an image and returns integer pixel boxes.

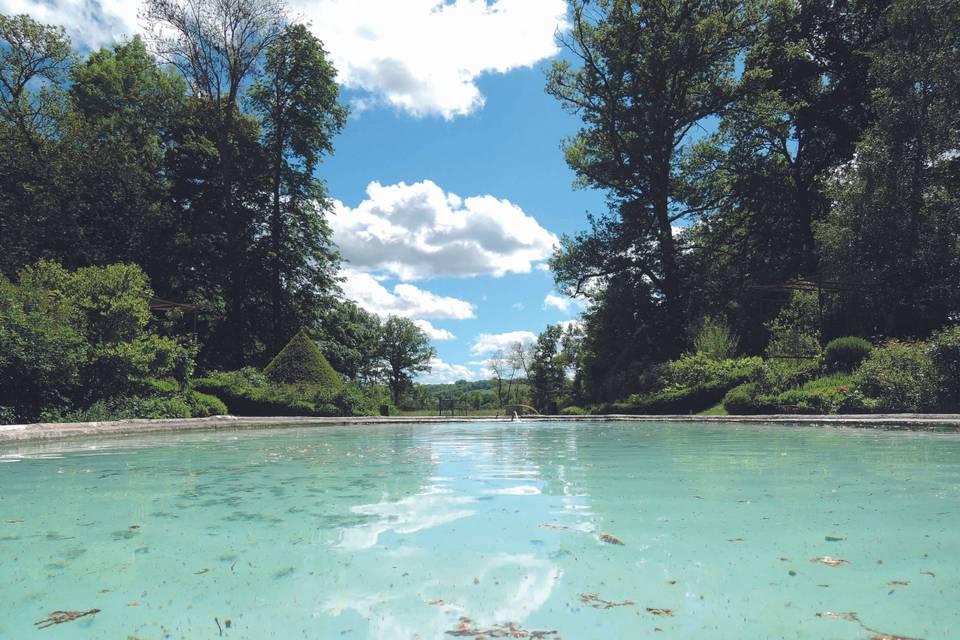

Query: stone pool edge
[2,413,960,443]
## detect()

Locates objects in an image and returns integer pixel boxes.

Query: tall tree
[816,0,960,337]
[378,316,435,405]
[547,0,762,350]
[249,23,347,353]
[143,0,287,367]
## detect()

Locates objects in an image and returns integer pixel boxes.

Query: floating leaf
[579,593,635,609]
[816,611,860,622]
[599,533,624,545]
[34,609,101,629]
[825,535,846,542]
[811,556,849,567]
[646,607,674,617]
[445,617,558,638]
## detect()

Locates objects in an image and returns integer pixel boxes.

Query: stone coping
[2,413,960,445]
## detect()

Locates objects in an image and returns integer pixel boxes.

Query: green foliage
[929,326,960,410]
[662,354,762,389]
[193,369,377,417]
[559,405,586,416]
[264,329,342,388]
[722,383,767,415]
[765,290,822,362]
[824,337,873,372]
[605,380,733,415]
[0,261,196,422]
[692,316,740,360]
[379,316,435,405]
[855,340,939,412]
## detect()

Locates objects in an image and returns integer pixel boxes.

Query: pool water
[1,420,958,639]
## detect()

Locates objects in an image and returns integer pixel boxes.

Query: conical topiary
[264,329,343,388]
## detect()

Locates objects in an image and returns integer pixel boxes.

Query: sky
[0,0,607,382]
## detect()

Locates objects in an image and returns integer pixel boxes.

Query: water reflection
[1,421,958,639]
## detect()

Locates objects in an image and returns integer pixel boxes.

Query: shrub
[824,337,873,372]
[765,290,822,362]
[264,329,342,388]
[193,370,378,417]
[929,325,960,410]
[0,260,196,422]
[663,354,762,388]
[856,340,938,412]
[722,383,774,414]
[751,358,821,395]
[560,405,586,415]
[609,380,732,415]
[692,315,740,360]
[185,391,227,417]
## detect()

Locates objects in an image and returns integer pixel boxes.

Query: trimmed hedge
[824,336,873,372]
[560,405,586,415]
[193,368,377,417]
[264,329,342,388]
[600,380,733,415]
[723,374,868,415]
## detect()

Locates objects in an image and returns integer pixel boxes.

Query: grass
[396,408,502,417]
[698,403,729,416]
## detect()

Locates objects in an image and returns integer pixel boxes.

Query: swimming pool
[2,420,957,638]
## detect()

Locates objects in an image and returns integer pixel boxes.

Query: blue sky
[324,65,605,381]
[1,0,607,382]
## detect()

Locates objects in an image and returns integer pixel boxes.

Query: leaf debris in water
[646,608,674,617]
[578,593,635,609]
[825,535,846,542]
[445,617,558,638]
[599,533,624,545]
[811,556,849,567]
[816,611,860,622]
[34,609,101,629]
[888,580,909,587]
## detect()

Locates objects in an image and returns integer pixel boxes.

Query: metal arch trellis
[746,276,883,361]
[149,297,201,339]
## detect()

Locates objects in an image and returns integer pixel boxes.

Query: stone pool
[1,420,957,638]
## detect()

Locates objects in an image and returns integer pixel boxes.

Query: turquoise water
[1,421,958,639]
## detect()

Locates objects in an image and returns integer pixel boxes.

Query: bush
[193,369,378,417]
[560,405,587,415]
[856,340,938,412]
[264,329,342,388]
[0,260,196,422]
[691,315,740,360]
[929,325,960,410]
[608,380,732,415]
[824,336,873,372]
[751,359,821,395]
[663,354,762,388]
[765,290,822,362]
[185,391,227,417]
[722,383,774,414]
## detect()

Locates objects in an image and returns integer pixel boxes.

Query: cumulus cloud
[4,0,567,119]
[340,268,474,320]
[543,291,587,313]
[0,0,139,48]
[294,0,567,118]
[418,357,477,383]
[413,319,455,341]
[332,180,557,281]
[470,330,536,355]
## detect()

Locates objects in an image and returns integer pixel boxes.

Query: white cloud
[340,268,475,320]
[511,302,525,311]
[413,319,455,341]
[543,291,587,313]
[0,0,139,48]
[470,330,536,355]
[294,0,568,118]
[332,180,557,281]
[557,319,582,332]
[4,0,567,119]
[418,357,477,383]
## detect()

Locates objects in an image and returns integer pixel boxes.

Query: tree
[316,300,383,383]
[143,0,288,367]
[378,316,435,404]
[249,23,347,353]
[547,0,763,351]
[487,349,509,409]
[529,325,567,413]
[816,0,960,338]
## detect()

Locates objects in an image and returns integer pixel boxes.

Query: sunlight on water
[1,421,958,639]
